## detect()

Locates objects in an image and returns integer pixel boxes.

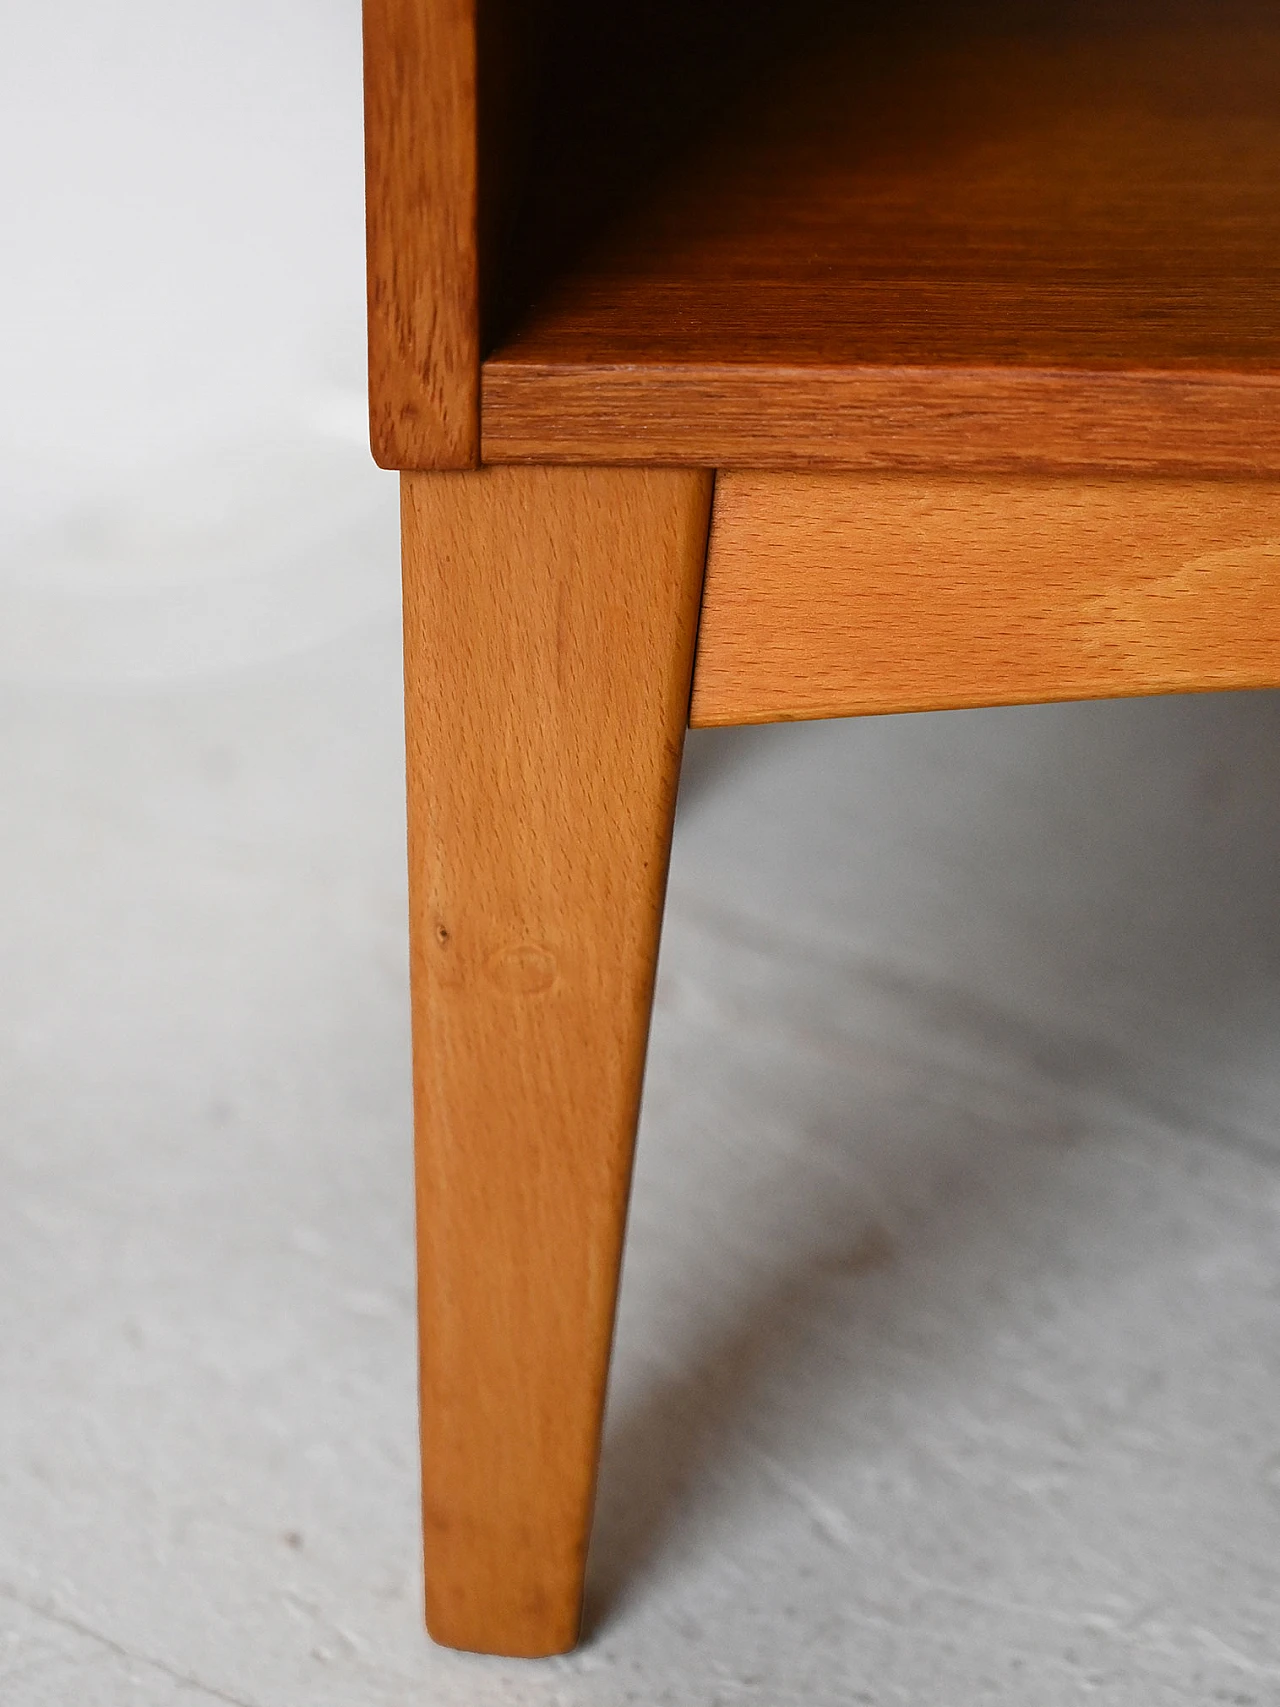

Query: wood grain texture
[479,0,822,356]
[483,365,1280,477]
[483,1,1280,474]
[690,473,1280,726]
[402,464,712,1656]
[364,0,478,469]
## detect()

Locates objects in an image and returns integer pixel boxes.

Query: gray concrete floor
[3,526,1280,1704]
[3,4,1280,1702]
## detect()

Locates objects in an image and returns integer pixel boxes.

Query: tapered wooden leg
[401,465,713,1657]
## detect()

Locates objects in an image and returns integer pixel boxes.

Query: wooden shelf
[481,1,1280,473]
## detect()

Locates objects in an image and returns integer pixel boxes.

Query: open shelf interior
[479,0,1280,470]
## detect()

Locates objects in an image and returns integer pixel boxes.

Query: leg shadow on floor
[584,689,1280,1641]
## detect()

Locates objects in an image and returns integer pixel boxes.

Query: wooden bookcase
[364,0,1280,1659]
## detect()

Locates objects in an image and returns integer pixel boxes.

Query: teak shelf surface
[480,1,1280,474]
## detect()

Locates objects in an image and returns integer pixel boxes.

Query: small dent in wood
[486,943,559,995]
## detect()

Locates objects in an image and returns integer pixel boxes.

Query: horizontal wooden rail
[689,473,1280,727]
[483,366,1280,478]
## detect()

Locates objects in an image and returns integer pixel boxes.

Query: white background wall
[0,0,394,682]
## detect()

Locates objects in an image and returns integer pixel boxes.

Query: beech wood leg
[401,465,713,1657]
